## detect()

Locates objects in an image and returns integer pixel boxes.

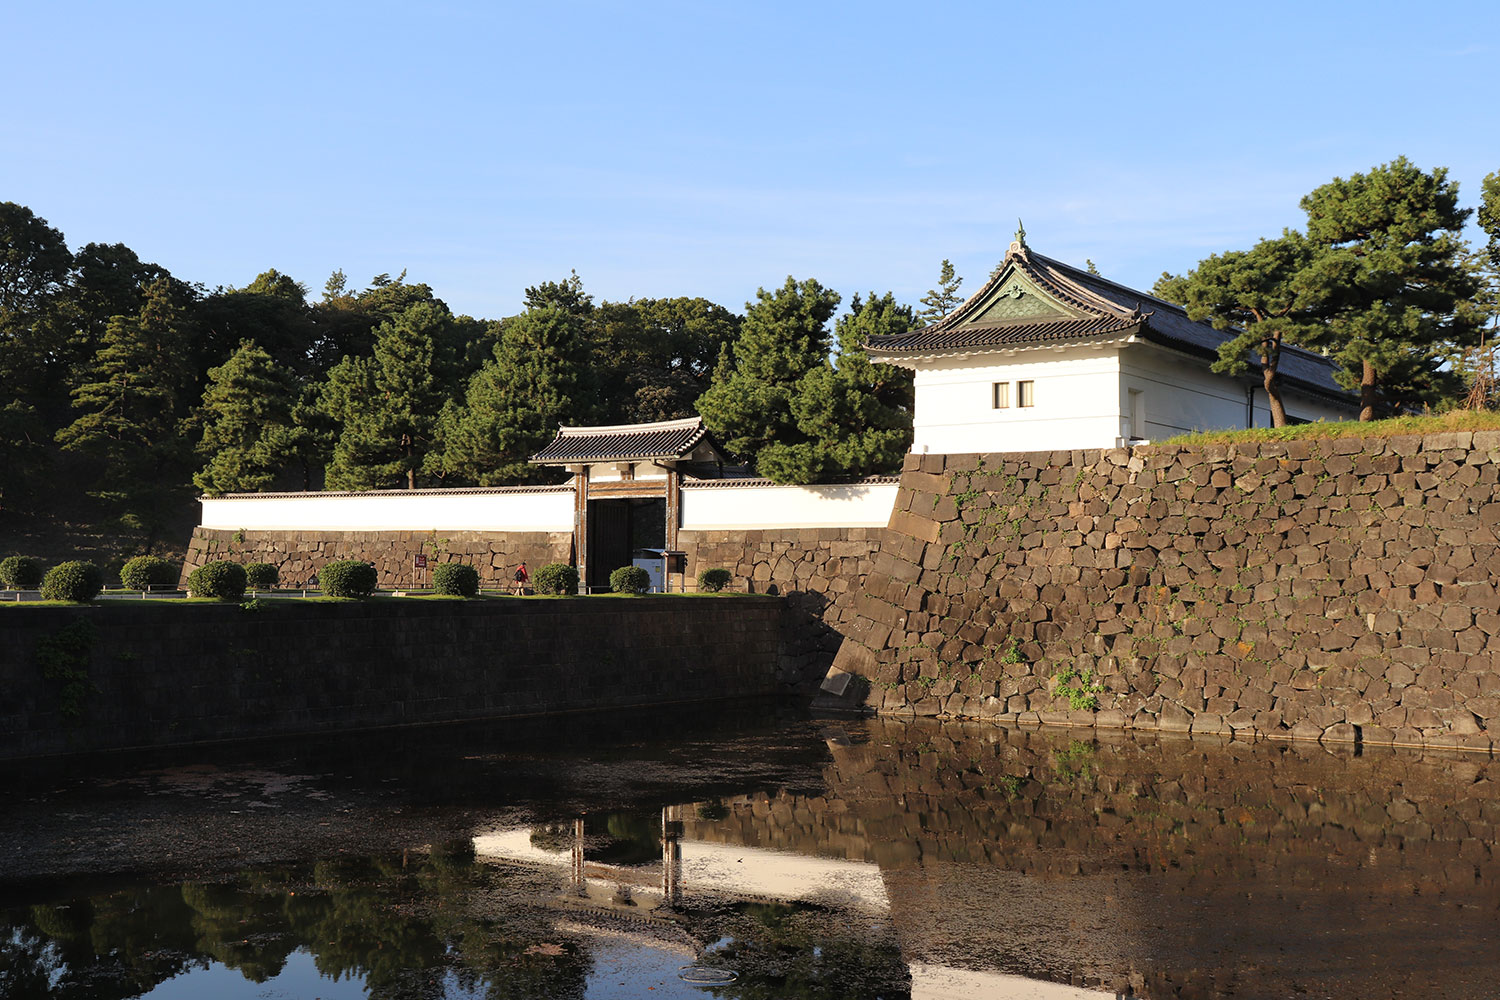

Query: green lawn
[1160,410,1500,447]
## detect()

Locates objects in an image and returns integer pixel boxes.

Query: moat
[2,704,1496,999]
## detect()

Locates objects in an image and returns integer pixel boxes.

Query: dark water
[2,704,1497,999]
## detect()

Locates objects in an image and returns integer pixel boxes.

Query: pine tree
[696,277,840,472]
[55,278,195,534]
[194,340,303,494]
[916,260,963,324]
[437,305,593,485]
[757,293,915,482]
[1298,157,1477,419]
[322,301,456,489]
[1176,231,1323,427]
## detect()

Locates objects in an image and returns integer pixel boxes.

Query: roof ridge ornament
[1008,219,1029,258]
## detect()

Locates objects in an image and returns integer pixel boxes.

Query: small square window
[1018,380,1035,407]
[992,382,1010,408]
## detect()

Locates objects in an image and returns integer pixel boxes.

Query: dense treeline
[0,208,921,553]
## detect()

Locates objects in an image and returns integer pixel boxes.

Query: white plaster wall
[909,347,1123,454]
[1119,344,1355,440]
[200,490,574,532]
[909,342,1356,453]
[681,482,899,529]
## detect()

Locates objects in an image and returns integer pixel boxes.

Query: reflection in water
[2,714,1499,998]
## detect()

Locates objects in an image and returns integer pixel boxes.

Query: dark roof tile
[531,417,724,464]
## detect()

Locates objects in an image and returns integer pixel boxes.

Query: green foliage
[319,559,377,598]
[1480,172,1500,273]
[608,565,650,594]
[243,562,280,589]
[36,620,97,721]
[1051,665,1104,711]
[323,300,460,490]
[437,304,592,485]
[39,561,104,602]
[589,296,741,423]
[1051,739,1097,783]
[699,278,912,482]
[1176,231,1323,427]
[697,276,840,471]
[1151,271,1191,304]
[120,555,177,591]
[52,276,198,540]
[697,567,732,592]
[0,555,43,588]
[187,560,247,600]
[917,258,964,323]
[239,598,270,612]
[432,562,479,597]
[194,340,305,494]
[533,562,578,595]
[1298,156,1476,417]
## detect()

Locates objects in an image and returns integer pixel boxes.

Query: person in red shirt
[513,561,529,596]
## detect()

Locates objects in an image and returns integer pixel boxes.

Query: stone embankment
[3,597,782,760]
[831,431,1500,751]
[681,527,883,689]
[182,528,571,591]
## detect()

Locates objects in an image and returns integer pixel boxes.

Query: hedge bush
[697,567,732,592]
[0,555,43,589]
[120,555,178,591]
[320,559,377,598]
[609,565,651,594]
[432,562,479,597]
[187,560,247,600]
[244,562,280,589]
[533,562,579,595]
[40,561,105,602]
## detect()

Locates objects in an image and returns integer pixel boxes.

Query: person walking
[513,560,529,596]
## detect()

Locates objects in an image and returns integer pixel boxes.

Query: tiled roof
[531,416,723,464]
[866,241,1349,399]
[201,485,572,500]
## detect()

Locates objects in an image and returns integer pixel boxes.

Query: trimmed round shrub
[0,555,43,589]
[120,555,178,591]
[244,562,280,589]
[432,562,479,597]
[40,561,105,602]
[533,562,579,595]
[320,559,377,598]
[609,565,651,594]
[697,567,732,593]
[186,560,247,600]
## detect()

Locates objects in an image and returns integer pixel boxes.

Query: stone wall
[680,527,884,691]
[2,597,782,760]
[182,528,573,591]
[831,431,1500,752]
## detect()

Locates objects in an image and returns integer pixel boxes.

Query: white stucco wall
[909,341,1356,454]
[681,481,899,530]
[1119,345,1354,439]
[909,347,1124,454]
[200,489,574,532]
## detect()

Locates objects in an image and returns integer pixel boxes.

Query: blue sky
[5,1,1496,320]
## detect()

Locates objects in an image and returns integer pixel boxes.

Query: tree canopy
[1160,157,1484,422]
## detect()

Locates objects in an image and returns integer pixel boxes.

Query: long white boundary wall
[200,488,575,532]
[200,479,901,534]
[680,480,899,530]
